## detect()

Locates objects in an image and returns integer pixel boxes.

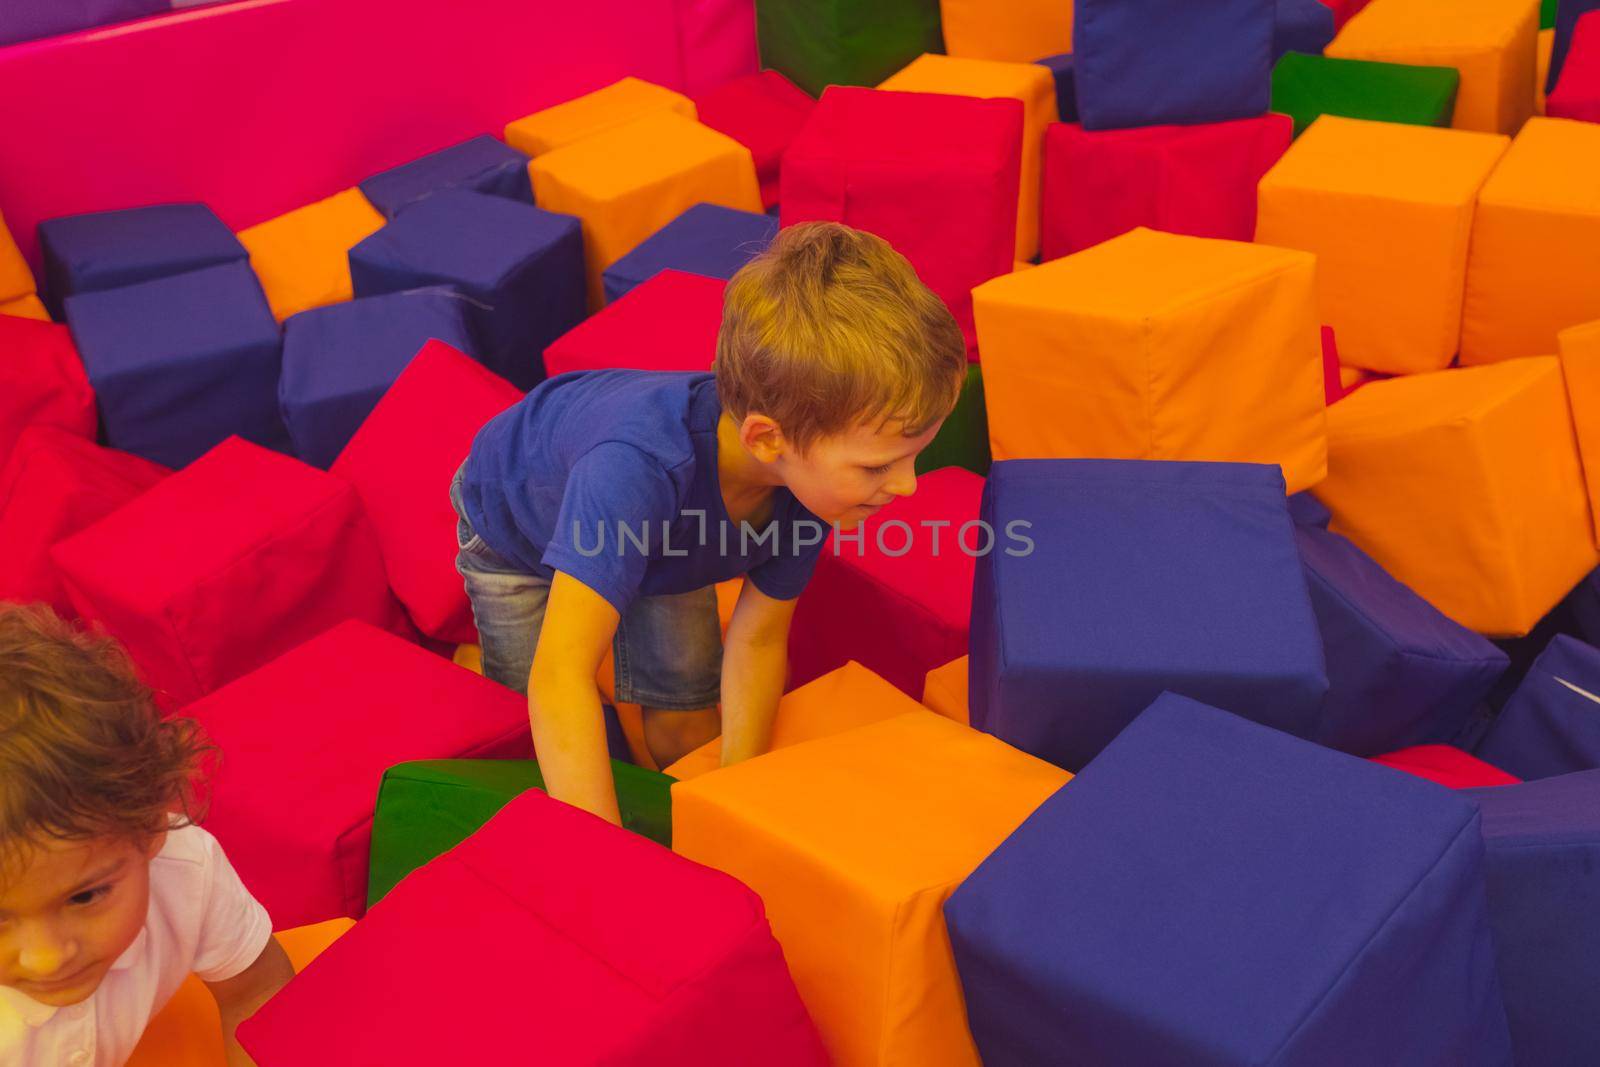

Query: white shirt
[0,825,273,1067]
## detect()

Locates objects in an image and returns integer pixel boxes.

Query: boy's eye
[67,885,111,907]
[865,464,892,476]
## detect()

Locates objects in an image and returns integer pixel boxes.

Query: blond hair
[715,221,966,451]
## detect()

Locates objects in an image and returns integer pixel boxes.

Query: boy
[0,604,291,1067]
[452,221,966,822]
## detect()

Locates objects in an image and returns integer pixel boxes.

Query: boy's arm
[528,571,624,825]
[205,935,294,1067]
[719,580,799,767]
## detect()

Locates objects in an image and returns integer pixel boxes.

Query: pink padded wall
[0,0,755,268]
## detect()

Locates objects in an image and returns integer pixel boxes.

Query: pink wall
[0,0,755,268]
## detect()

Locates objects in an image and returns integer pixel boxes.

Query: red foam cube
[331,340,522,644]
[1317,0,1372,30]
[788,467,984,698]
[782,86,1022,360]
[51,436,409,707]
[1040,114,1292,261]
[1370,744,1521,789]
[190,620,530,927]
[0,427,167,618]
[695,70,817,209]
[0,316,95,465]
[237,788,828,1065]
[1548,11,1600,123]
[542,269,723,377]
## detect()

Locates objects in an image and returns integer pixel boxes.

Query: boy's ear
[738,412,788,462]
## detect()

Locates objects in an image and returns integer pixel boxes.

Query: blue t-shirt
[459,370,825,613]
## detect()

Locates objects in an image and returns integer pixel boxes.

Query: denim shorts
[449,466,723,710]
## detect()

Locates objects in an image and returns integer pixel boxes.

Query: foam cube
[542,269,722,377]
[693,70,817,210]
[973,228,1327,492]
[1041,114,1292,260]
[789,467,983,698]
[64,260,285,468]
[503,77,696,159]
[0,209,34,305]
[879,54,1058,260]
[601,202,776,303]
[1270,51,1461,136]
[941,0,1072,62]
[530,111,761,309]
[1276,0,1338,59]
[1548,13,1600,120]
[0,0,166,46]
[0,315,95,464]
[1296,523,1509,754]
[367,758,674,907]
[1546,0,1560,30]
[783,86,1023,358]
[358,135,533,218]
[0,428,167,619]
[1035,53,1079,122]
[914,364,990,476]
[756,0,943,97]
[38,203,246,318]
[1538,25,1557,113]
[1467,771,1600,1064]
[239,789,828,1065]
[1319,359,1599,635]
[1257,116,1509,374]
[971,459,1329,771]
[349,188,583,390]
[1370,744,1521,787]
[1560,318,1600,545]
[1320,0,1374,30]
[1290,488,1333,528]
[50,437,408,707]
[237,188,384,321]
[921,654,970,724]
[1549,0,1600,90]
[0,295,48,322]
[126,920,352,1067]
[1461,118,1600,363]
[675,711,1071,1067]
[188,621,529,926]
[1476,635,1600,778]
[330,340,521,644]
[1073,0,1274,130]
[946,694,1512,1067]
[278,289,479,468]
[1326,0,1539,133]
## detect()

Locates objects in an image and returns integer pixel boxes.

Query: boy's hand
[719,581,798,766]
[528,572,624,825]
[205,935,294,1067]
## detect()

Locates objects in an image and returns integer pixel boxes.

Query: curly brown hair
[0,603,214,877]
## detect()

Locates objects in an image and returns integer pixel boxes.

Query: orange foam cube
[0,209,35,305]
[1326,0,1539,133]
[1560,318,1600,547]
[530,111,761,308]
[1460,117,1600,364]
[238,189,384,321]
[1537,27,1555,115]
[1257,116,1508,374]
[973,227,1327,492]
[0,294,49,322]
[879,53,1058,260]
[503,77,696,159]
[1319,358,1598,635]
[940,0,1073,63]
[921,655,970,725]
[673,710,1070,1067]
[664,660,924,780]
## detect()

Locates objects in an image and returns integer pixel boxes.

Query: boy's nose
[15,923,76,979]
[886,461,918,498]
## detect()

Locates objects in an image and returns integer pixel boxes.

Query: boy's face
[772,416,944,528]
[0,833,160,1007]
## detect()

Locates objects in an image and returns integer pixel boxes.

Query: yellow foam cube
[1461,117,1600,364]
[1320,358,1598,635]
[1257,116,1508,374]
[1560,319,1600,547]
[921,655,970,725]
[879,53,1058,260]
[1326,0,1539,133]
[531,111,761,309]
[973,227,1328,493]
[238,189,384,321]
[0,209,35,305]
[503,76,696,159]
[0,293,50,322]
[940,0,1073,63]
[674,710,1070,1067]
